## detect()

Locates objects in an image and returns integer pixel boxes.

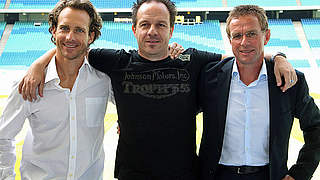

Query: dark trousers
[214,166,270,180]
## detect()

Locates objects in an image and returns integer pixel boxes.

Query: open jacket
[198,57,320,180]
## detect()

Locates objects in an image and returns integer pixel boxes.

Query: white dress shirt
[219,59,270,166]
[0,57,114,180]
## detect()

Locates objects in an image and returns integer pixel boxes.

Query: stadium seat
[300,0,320,6]
[266,19,310,68]
[0,22,6,40]
[0,22,54,66]
[227,0,297,7]
[9,0,57,9]
[0,0,5,9]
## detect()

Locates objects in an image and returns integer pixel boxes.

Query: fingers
[274,67,282,87]
[281,70,291,92]
[39,82,44,98]
[171,46,184,59]
[279,69,298,92]
[168,42,184,59]
[18,78,25,95]
[168,42,177,59]
[25,79,34,102]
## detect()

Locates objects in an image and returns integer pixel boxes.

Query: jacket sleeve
[0,82,29,179]
[288,72,320,180]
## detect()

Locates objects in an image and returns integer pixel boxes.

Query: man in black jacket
[199,5,320,180]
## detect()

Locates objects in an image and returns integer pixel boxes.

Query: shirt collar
[45,56,91,84]
[232,59,268,82]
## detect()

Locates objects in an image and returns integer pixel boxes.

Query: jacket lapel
[216,59,234,147]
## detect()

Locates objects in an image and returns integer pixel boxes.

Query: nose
[66,31,74,41]
[147,24,158,36]
[240,35,249,46]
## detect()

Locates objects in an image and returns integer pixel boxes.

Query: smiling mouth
[240,50,254,54]
[63,43,77,48]
[146,40,160,43]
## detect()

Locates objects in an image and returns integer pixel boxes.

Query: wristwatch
[271,52,287,61]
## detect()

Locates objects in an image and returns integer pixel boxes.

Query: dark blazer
[198,57,320,180]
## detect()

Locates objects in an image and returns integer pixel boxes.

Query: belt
[217,164,269,175]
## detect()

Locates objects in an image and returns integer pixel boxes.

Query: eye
[232,33,242,40]
[140,23,147,27]
[75,28,85,33]
[60,26,69,31]
[246,31,257,38]
[159,23,166,27]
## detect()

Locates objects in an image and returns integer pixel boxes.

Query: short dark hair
[48,0,102,45]
[226,5,268,38]
[132,0,177,28]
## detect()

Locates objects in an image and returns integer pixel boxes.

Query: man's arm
[19,44,184,101]
[18,48,56,101]
[287,72,320,179]
[0,84,29,179]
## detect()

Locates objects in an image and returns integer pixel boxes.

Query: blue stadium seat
[227,0,297,7]
[267,19,301,48]
[9,0,57,9]
[170,20,224,53]
[301,19,320,48]
[265,19,310,68]
[0,22,54,66]
[0,22,6,40]
[0,0,5,9]
[174,0,222,8]
[91,0,135,8]
[300,0,320,6]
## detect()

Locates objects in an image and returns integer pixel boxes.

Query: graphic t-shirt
[89,48,221,178]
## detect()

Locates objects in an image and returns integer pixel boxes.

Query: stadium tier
[301,18,320,67]
[170,20,225,54]
[227,0,297,7]
[174,0,222,8]
[301,19,320,48]
[92,22,136,49]
[0,19,319,68]
[9,0,57,9]
[66,20,225,54]
[0,0,5,9]
[6,0,320,9]
[0,22,54,66]
[0,22,6,40]
[90,0,134,9]
[301,0,320,6]
[266,19,310,68]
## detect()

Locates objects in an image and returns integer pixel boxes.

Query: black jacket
[198,58,320,180]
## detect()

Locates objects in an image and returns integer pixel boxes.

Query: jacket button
[209,170,214,174]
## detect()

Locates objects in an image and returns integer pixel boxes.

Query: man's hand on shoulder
[18,63,45,102]
[273,55,297,92]
[169,42,184,59]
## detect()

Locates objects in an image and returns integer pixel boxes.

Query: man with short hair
[0,0,113,179]
[18,1,297,179]
[199,5,320,180]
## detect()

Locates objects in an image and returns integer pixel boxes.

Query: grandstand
[266,19,311,68]
[227,0,297,7]
[0,0,320,180]
[8,0,57,9]
[0,21,5,38]
[0,22,54,66]
[301,18,320,68]
[3,0,320,9]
